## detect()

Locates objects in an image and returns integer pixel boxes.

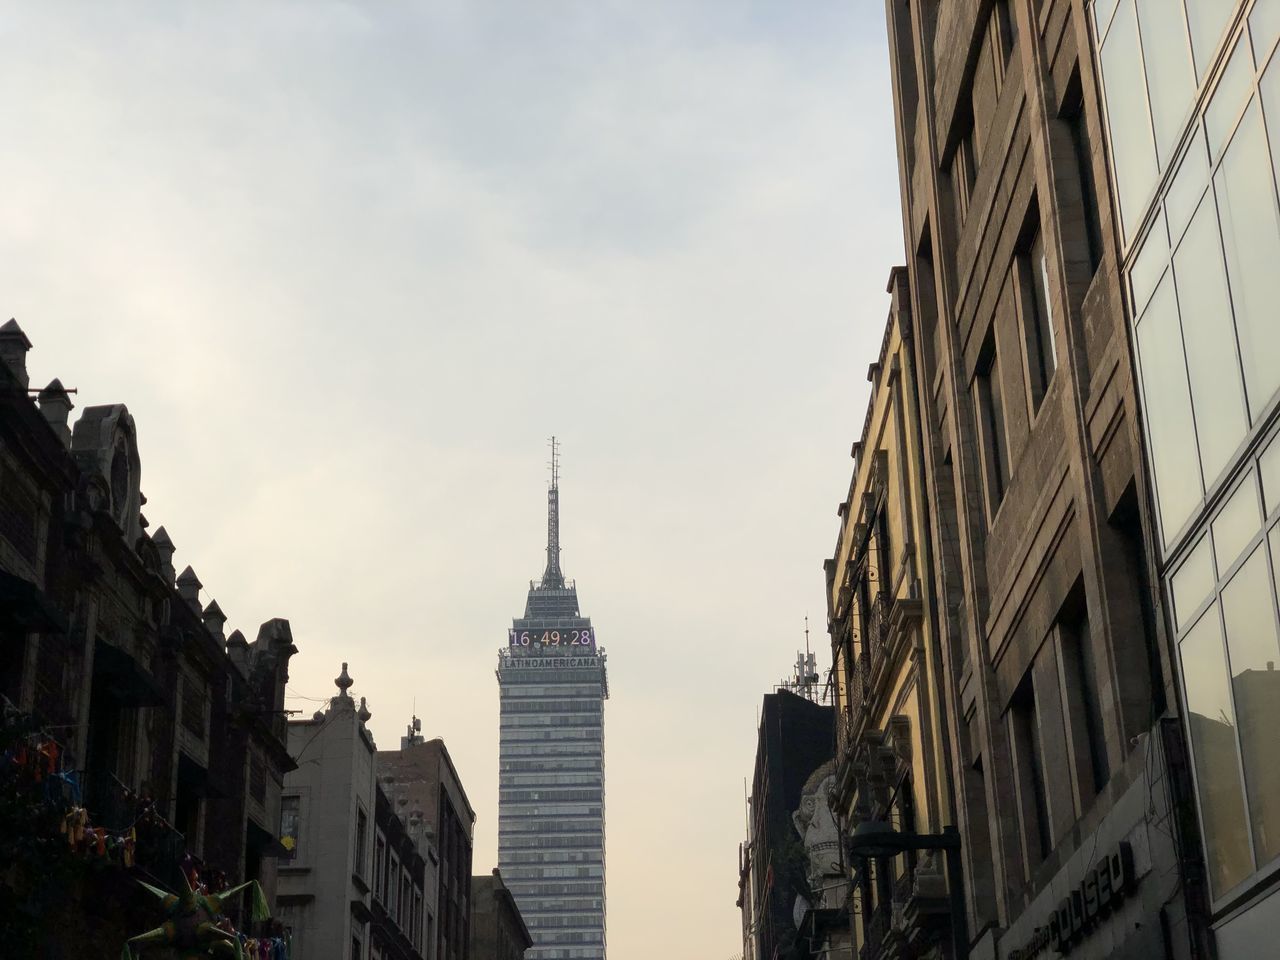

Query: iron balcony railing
[860,898,893,960]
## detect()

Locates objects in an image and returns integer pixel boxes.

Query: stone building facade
[374,768,433,960]
[278,665,430,960]
[827,2,1212,958]
[0,319,296,922]
[823,267,957,957]
[1089,0,1280,953]
[378,733,476,960]
[470,869,533,960]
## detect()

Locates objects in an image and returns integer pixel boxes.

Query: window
[1060,72,1104,275]
[1099,0,1159,239]
[1008,675,1051,869]
[975,334,1009,517]
[374,834,386,902]
[389,854,399,916]
[1135,273,1201,547]
[279,796,301,862]
[1169,441,1280,900]
[1172,191,1248,486]
[1215,98,1280,420]
[1186,0,1238,79]
[950,121,978,229]
[1056,586,1109,800]
[248,756,266,805]
[181,674,206,739]
[1018,220,1057,410]
[875,510,892,595]
[354,806,368,878]
[1110,485,1166,720]
[352,934,362,960]
[1136,0,1196,164]
[995,0,1018,73]
[1182,604,1252,894]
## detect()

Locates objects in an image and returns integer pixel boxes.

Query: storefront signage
[1007,841,1135,960]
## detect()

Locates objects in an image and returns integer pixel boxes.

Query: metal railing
[86,770,187,892]
[865,590,892,663]
[860,899,893,960]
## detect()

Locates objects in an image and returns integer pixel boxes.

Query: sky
[2,3,902,957]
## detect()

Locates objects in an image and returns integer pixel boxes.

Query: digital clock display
[509,627,596,651]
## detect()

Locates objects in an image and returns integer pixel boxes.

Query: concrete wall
[279,690,378,959]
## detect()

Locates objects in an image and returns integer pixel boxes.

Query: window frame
[1169,425,1280,907]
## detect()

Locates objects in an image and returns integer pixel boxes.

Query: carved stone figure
[792,760,844,908]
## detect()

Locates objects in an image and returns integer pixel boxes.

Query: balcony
[860,899,892,960]
[865,590,892,664]
[86,771,187,893]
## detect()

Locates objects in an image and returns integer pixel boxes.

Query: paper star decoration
[120,872,269,960]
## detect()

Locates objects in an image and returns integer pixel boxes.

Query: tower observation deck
[496,439,608,960]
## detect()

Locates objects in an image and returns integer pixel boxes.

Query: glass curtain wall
[1095,0,1280,906]
[498,660,607,960]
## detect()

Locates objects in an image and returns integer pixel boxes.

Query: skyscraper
[496,440,608,960]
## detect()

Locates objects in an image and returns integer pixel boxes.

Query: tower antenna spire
[542,436,564,588]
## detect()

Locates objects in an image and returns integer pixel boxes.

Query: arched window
[110,432,131,525]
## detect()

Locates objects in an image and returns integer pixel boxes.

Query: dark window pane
[1222,544,1280,866]
[1181,605,1253,894]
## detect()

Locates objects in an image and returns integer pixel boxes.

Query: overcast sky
[3,2,902,956]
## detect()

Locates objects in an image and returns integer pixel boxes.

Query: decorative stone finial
[0,319,32,390]
[151,526,176,585]
[226,629,249,676]
[335,662,353,698]
[37,378,74,446]
[358,696,372,723]
[176,565,202,611]
[202,600,227,645]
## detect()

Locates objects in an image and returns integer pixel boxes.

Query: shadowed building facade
[0,320,297,941]
[471,868,534,960]
[830,2,1212,958]
[823,267,956,958]
[496,449,608,960]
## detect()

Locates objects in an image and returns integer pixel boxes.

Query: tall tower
[497,439,608,960]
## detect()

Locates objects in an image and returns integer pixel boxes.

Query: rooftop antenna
[785,615,820,701]
[541,436,565,588]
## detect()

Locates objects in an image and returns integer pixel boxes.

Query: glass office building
[1094,0,1280,950]
[497,471,608,960]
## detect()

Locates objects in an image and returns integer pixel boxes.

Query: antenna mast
[541,436,565,588]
